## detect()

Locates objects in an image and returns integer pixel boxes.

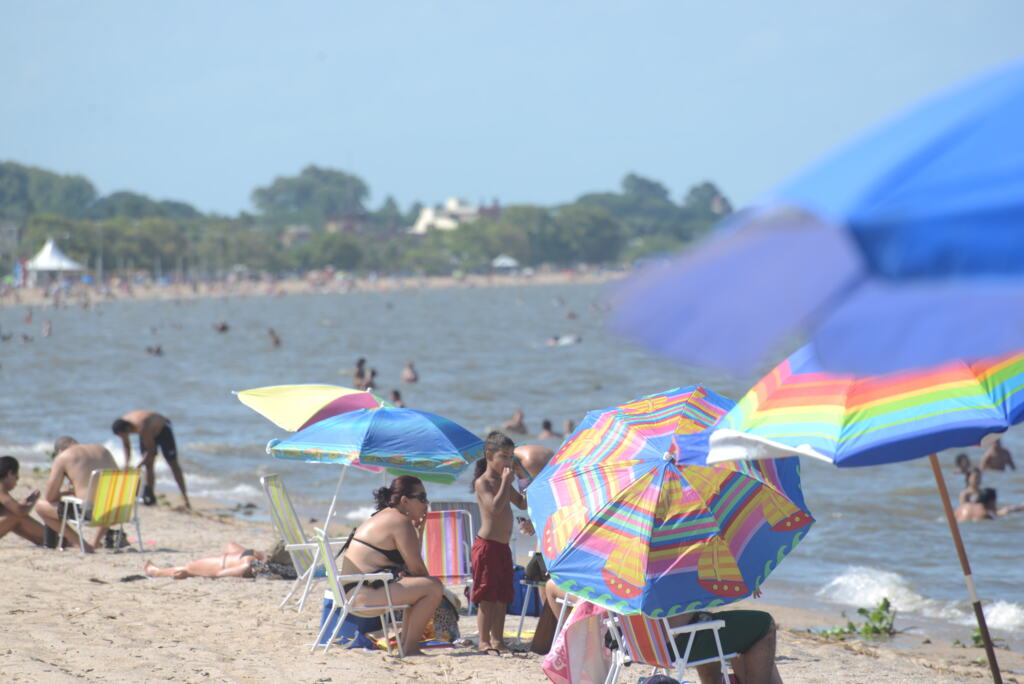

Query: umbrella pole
[928,453,1002,684]
[322,466,348,533]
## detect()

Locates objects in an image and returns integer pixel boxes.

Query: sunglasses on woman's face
[409,492,428,503]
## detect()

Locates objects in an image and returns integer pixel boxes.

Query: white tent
[491,254,519,269]
[26,238,86,285]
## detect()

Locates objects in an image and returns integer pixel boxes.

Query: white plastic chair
[312,528,410,657]
[604,611,737,684]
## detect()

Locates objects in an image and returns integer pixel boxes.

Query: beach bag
[423,594,461,642]
[507,565,542,617]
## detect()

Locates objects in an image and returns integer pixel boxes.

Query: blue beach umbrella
[267,408,484,524]
[612,58,1024,376]
[268,407,483,477]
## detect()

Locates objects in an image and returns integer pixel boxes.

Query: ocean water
[2,281,1022,650]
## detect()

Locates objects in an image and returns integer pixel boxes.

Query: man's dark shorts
[142,424,178,463]
[673,609,773,662]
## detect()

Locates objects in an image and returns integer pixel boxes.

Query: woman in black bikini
[144,542,266,579]
[340,475,442,656]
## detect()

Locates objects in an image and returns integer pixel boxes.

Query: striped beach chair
[59,468,143,553]
[261,474,340,612]
[606,612,736,684]
[421,509,474,587]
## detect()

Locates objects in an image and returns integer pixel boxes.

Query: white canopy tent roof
[26,238,86,272]
[491,254,519,269]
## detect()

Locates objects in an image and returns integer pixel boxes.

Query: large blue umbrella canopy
[267,408,484,479]
[612,58,1024,376]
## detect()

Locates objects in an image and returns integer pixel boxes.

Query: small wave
[817,566,945,615]
[344,505,376,521]
[981,600,1024,631]
[816,566,1024,633]
[186,482,263,502]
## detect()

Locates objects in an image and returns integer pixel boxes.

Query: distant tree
[251,165,369,228]
[371,195,404,234]
[554,205,625,263]
[0,162,33,222]
[26,169,96,218]
[684,181,732,217]
[622,173,670,201]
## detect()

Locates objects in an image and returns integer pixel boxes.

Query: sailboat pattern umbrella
[528,386,813,617]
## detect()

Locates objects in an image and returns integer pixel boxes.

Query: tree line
[0,161,731,278]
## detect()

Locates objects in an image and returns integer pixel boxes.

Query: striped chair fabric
[58,468,143,553]
[421,509,473,585]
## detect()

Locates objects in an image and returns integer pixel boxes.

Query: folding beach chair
[605,612,736,684]
[312,528,410,657]
[261,474,344,611]
[58,468,143,553]
[420,509,474,586]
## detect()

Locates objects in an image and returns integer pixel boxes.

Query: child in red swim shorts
[471,431,527,653]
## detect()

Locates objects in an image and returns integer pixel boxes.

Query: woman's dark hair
[373,475,424,511]
[0,455,19,479]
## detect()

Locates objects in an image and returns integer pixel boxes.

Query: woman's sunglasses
[408,492,429,502]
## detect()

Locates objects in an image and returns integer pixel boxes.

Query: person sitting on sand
[34,437,118,552]
[502,408,528,434]
[544,580,784,684]
[0,456,45,546]
[112,410,190,509]
[145,542,267,579]
[338,476,442,656]
[980,438,1015,472]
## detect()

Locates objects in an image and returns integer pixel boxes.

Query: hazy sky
[4,2,1022,216]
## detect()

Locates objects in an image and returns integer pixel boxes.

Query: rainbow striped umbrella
[706,345,1024,684]
[528,386,813,617]
[706,345,1024,467]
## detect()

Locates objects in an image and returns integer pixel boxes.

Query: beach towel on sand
[542,600,610,684]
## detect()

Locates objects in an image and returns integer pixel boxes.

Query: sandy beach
[3,470,1020,684]
[0,269,623,311]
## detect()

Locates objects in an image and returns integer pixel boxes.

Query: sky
[3,1,1023,217]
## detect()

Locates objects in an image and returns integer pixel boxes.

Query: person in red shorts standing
[471,431,527,654]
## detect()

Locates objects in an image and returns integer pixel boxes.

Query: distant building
[280,224,313,247]
[408,197,501,235]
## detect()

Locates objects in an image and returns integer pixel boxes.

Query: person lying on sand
[145,542,266,579]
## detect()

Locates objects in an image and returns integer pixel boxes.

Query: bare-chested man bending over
[34,436,118,552]
[112,410,190,508]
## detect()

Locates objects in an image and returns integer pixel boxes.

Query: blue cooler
[318,590,382,649]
